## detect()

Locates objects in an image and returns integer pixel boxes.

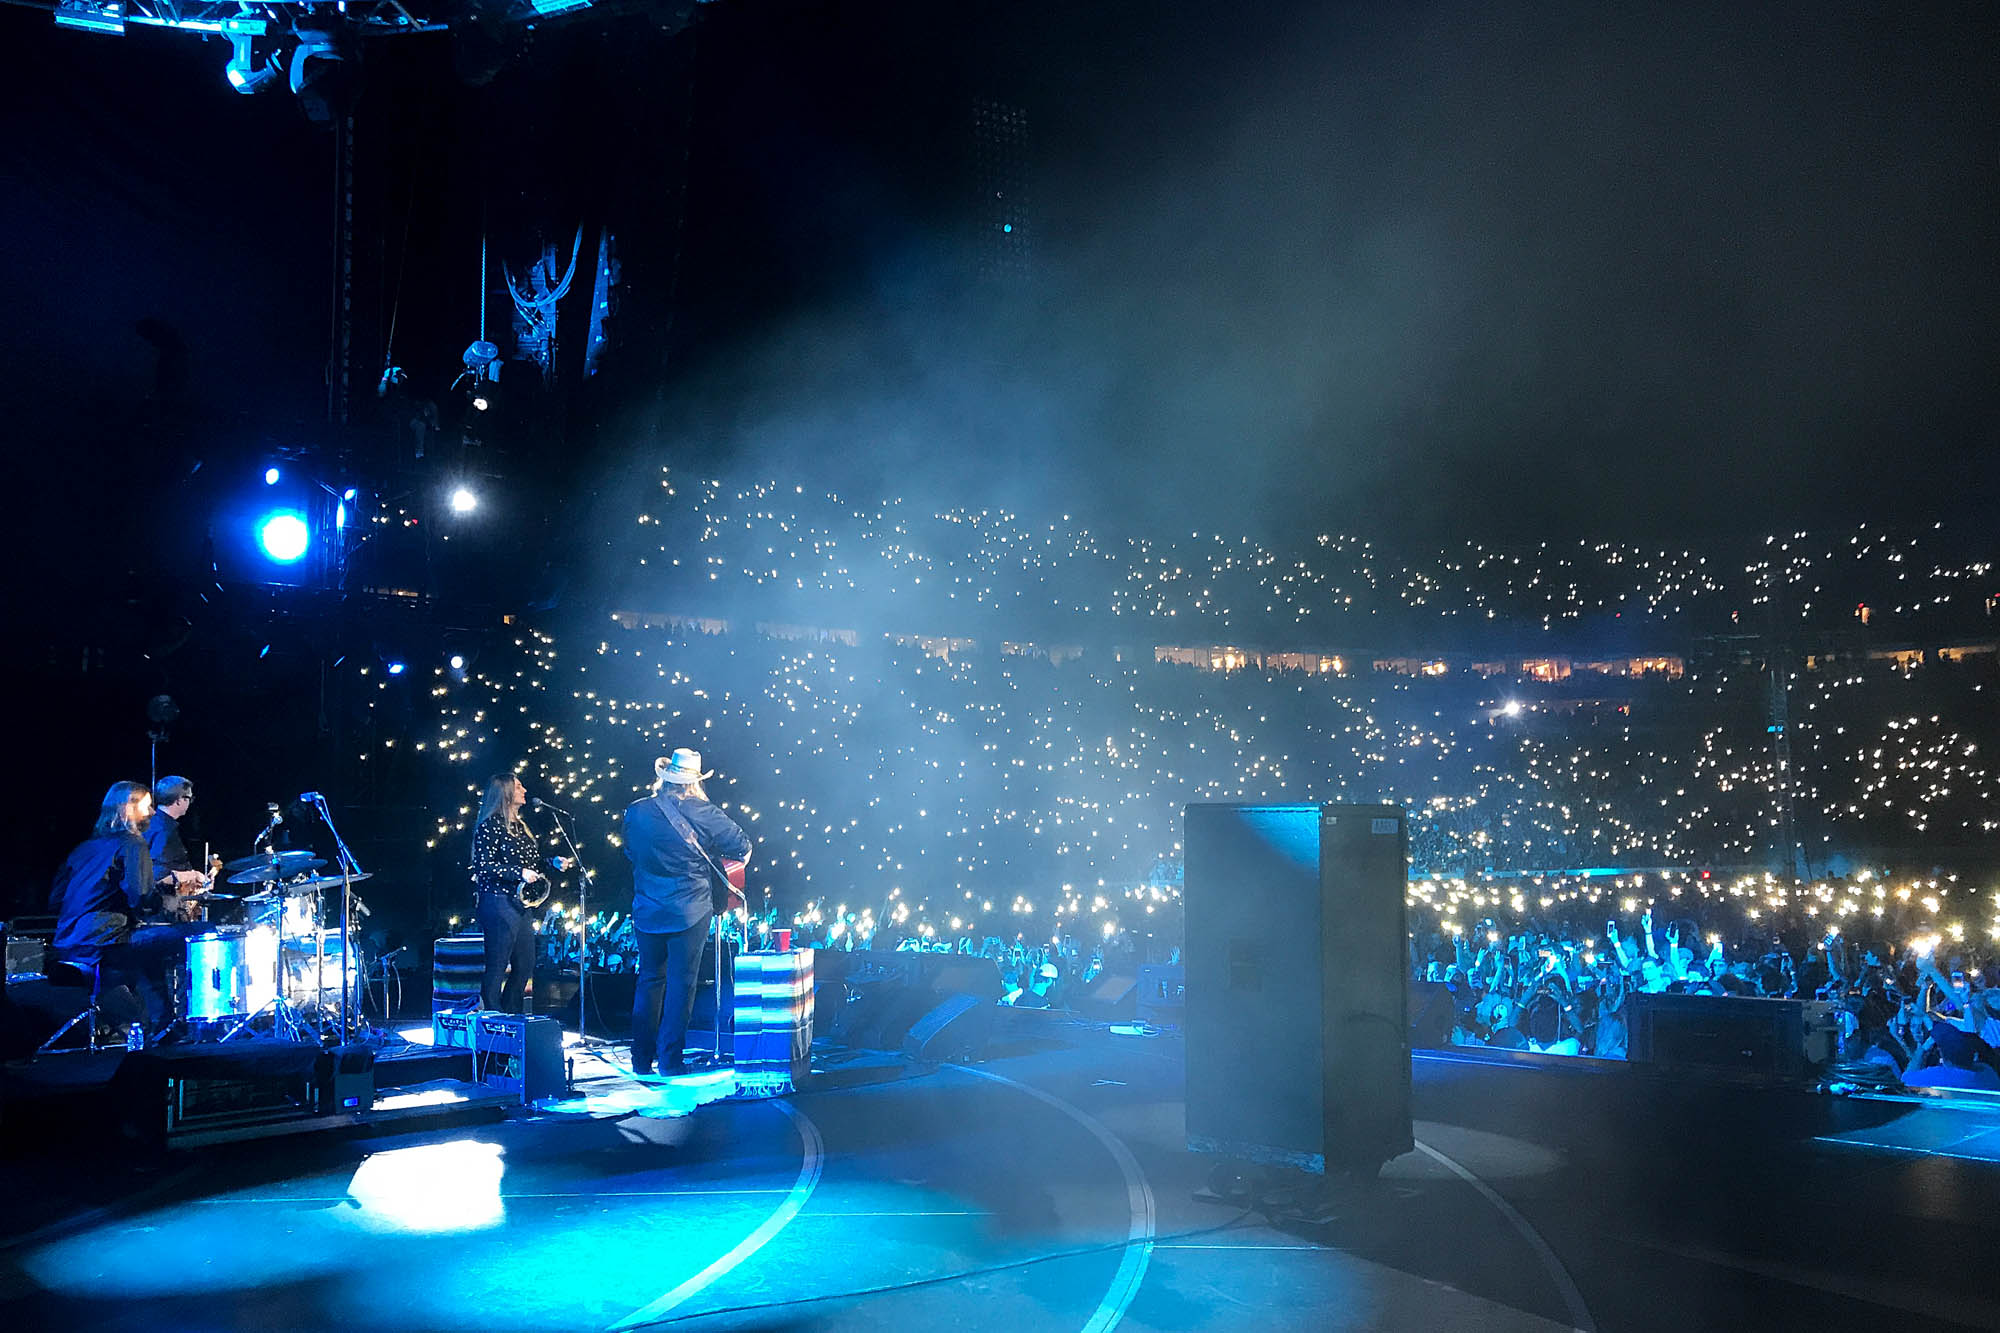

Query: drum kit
[175,848,373,1041]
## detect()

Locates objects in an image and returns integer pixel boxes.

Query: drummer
[146,776,206,919]
[50,782,186,1032]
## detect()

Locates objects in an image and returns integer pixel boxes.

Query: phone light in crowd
[450,487,478,515]
[386,661,407,677]
[255,510,310,564]
[471,394,490,412]
[264,466,282,485]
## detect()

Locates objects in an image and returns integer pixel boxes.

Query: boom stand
[310,793,366,1038]
[543,806,610,1046]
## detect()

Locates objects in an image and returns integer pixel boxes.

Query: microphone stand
[537,803,606,1047]
[310,793,365,1042]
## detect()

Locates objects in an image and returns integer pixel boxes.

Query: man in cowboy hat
[621,748,751,1077]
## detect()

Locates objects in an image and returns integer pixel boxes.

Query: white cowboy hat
[656,748,713,785]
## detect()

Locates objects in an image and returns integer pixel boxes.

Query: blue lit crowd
[378,477,1997,1081]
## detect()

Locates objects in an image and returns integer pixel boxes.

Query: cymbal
[226,851,326,884]
[285,872,374,892]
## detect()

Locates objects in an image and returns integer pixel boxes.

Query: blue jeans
[477,893,535,1013]
[630,913,711,1071]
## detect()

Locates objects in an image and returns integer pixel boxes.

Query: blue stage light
[386,661,407,676]
[53,1,124,35]
[264,466,281,485]
[255,511,310,563]
[531,0,591,14]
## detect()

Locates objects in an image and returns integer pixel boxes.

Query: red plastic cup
[774,928,793,952]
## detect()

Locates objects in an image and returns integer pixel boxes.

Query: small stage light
[386,660,407,676]
[289,28,355,125]
[471,394,490,412]
[449,654,467,670]
[225,31,278,93]
[264,466,281,485]
[53,1,124,35]
[1503,700,1523,717]
[343,487,358,501]
[450,487,478,515]
[256,511,310,564]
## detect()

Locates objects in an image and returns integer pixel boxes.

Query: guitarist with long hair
[470,772,549,1013]
[621,748,750,1077]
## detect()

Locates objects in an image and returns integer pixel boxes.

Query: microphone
[265,802,284,823]
[300,791,327,803]
[530,797,573,816]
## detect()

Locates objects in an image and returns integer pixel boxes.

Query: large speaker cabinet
[1184,803,1413,1174]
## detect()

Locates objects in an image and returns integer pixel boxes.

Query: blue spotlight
[255,511,310,564]
[264,466,281,485]
[386,660,407,676]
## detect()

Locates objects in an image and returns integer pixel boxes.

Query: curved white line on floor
[608,1099,825,1331]
[956,1065,1157,1333]
[1414,1139,1596,1333]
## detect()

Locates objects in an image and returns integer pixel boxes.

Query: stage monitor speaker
[903,991,992,1062]
[1075,972,1139,1020]
[1627,992,1807,1080]
[1184,803,1413,1175]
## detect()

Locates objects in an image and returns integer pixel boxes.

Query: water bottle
[126,1022,146,1052]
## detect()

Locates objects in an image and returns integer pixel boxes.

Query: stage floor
[4,1028,2000,1332]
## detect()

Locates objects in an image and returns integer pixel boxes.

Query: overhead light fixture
[226,31,280,94]
[290,28,357,125]
[53,1,124,35]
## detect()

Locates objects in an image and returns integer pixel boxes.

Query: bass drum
[184,926,280,1022]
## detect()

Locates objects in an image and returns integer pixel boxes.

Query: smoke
[584,0,1999,573]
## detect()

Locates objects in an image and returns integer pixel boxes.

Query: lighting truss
[17,0,447,35]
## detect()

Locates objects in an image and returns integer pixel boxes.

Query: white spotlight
[450,487,478,515]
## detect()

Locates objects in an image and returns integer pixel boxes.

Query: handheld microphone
[300,791,326,803]
[265,802,284,823]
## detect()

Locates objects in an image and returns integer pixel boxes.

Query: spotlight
[290,28,357,125]
[386,660,407,676]
[256,511,311,564]
[449,487,478,515]
[264,466,282,485]
[343,488,358,501]
[1503,700,1523,717]
[53,1,124,35]
[449,654,467,671]
[225,31,279,93]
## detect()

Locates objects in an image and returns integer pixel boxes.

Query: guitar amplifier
[431,1011,566,1102]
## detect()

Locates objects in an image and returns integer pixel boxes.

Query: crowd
[361,473,2000,1085]
[1411,906,2000,1090]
